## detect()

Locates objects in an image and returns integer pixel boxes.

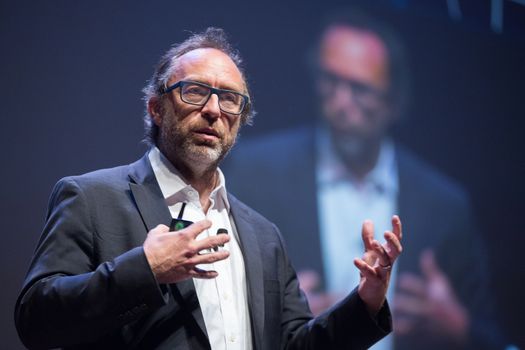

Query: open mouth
[193,128,220,141]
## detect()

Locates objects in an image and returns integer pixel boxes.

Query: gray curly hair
[142,27,255,146]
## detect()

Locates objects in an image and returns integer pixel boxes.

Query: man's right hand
[143,219,230,284]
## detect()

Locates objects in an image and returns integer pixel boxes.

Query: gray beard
[158,127,226,176]
[157,100,236,174]
[179,137,223,168]
[162,130,240,180]
[331,130,382,177]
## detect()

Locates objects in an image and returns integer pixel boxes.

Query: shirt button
[223,293,230,301]
[229,334,236,342]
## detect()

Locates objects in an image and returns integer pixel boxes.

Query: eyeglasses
[162,80,249,115]
[319,70,387,107]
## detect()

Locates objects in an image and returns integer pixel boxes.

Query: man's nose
[333,83,357,109]
[201,93,221,120]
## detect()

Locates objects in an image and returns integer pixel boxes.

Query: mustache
[192,126,220,138]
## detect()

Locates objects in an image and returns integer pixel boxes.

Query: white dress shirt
[316,128,399,350]
[148,147,252,350]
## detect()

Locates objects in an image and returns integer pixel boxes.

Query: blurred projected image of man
[224,10,508,350]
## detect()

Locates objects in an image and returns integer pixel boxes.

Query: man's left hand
[354,215,403,315]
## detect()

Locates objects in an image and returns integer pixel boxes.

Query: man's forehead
[321,25,387,57]
[320,24,389,88]
[170,48,245,90]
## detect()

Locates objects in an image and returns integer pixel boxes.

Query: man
[15,28,402,349]
[224,12,506,350]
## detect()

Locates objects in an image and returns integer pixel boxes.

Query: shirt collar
[316,127,399,195]
[148,146,230,211]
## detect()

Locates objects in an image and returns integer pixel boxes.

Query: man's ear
[148,97,163,127]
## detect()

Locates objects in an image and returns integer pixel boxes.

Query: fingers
[397,273,427,298]
[189,269,219,279]
[161,249,230,282]
[186,249,230,279]
[361,220,375,251]
[383,231,402,261]
[371,240,392,268]
[146,219,232,284]
[361,238,394,270]
[151,220,212,238]
[189,250,230,266]
[376,215,403,264]
[391,215,402,240]
[420,249,443,280]
[357,217,403,275]
[193,233,230,253]
[183,219,213,239]
[354,257,378,279]
[361,217,402,257]
[393,292,430,316]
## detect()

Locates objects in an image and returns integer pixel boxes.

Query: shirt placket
[209,204,241,350]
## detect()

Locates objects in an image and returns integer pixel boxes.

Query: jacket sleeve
[14,177,168,349]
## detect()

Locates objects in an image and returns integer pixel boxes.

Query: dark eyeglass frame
[162,80,249,115]
[318,70,388,102]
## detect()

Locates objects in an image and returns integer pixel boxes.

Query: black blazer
[223,126,507,350]
[15,153,391,350]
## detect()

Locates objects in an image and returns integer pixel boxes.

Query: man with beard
[224,11,508,350]
[15,28,403,350]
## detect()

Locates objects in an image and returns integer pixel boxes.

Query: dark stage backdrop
[1,1,524,348]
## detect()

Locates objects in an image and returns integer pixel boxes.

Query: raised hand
[143,219,230,284]
[354,215,403,315]
[394,250,469,343]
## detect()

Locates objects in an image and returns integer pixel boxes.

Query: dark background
[1,1,524,348]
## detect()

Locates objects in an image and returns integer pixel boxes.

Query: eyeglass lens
[181,82,244,114]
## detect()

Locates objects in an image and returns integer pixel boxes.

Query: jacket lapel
[228,194,264,350]
[127,153,209,339]
[128,154,172,231]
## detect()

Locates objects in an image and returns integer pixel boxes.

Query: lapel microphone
[170,202,194,231]
[169,202,228,252]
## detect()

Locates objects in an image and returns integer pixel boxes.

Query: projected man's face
[318,25,393,157]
